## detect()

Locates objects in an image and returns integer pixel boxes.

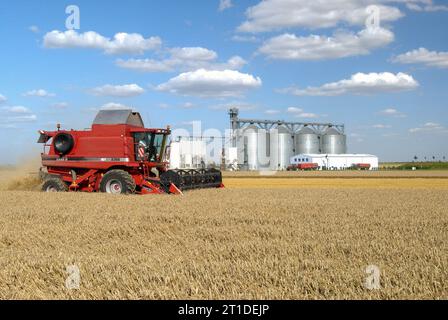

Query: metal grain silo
[321,128,347,154]
[235,129,247,169]
[270,126,293,170]
[244,125,259,170]
[257,128,270,169]
[294,127,320,155]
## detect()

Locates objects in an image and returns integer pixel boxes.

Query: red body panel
[287,163,319,171]
[352,163,371,170]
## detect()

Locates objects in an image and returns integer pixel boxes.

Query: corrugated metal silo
[321,128,347,154]
[236,129,245,166]
[295,127,320,154]
[244,125,259,170]
[257,128,270,169]
[270,125,293,170]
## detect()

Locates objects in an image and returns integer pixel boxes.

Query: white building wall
[290,154,379,170]
[169,140,207,169]
[169,142,181,169]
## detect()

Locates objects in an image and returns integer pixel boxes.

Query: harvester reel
[159,170,183,193]
[160,168,223,191]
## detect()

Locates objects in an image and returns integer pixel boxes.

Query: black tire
[42,177,68,192]
[54,133,74,155]
[99,170,136,194]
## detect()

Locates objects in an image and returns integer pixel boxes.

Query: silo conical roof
[276,125,290,134]
[324,127,342,135]
[298,127,316,134]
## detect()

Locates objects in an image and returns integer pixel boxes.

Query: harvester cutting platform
[37,109,223,194]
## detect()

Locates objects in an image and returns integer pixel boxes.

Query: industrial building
[229,108,348,170]
[290,154,379,170]
[169,139,207,169]
[168,108,378,171]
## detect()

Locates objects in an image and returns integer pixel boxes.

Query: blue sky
[0,0,447,163]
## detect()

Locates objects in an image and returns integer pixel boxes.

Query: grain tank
[243,125,259,170]
[294,127,320,154]
[270,125,293,170]
[321,127,347,154]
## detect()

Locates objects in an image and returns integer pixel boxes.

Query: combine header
[37,109,223,194]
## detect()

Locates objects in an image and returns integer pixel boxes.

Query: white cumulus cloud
[237,0,403,32]
[219,0,234,11]
[372,124,392,128]
[100,102,132,110]
[406,1,448,12]
[210,101,258,111]
[1,106,32,113]
[280,72,419,96]
[171,47,217,61]
[265,109,281,115]
[286,107,303,113]
[43,30,161,55]
[90,84,145,97]
[52,102,69,109]
[231,35,259,43]
[116,58,174,72]
[392,47,448,68]
[296,112,319,119]
[409,122,447,133]
[0,106,37,124]
[29,25,40,33]
[116,47,246,72]
[0,94,6,103]
[23,89,55,97]
[156,69,262,98]
[259,27,394,60]
[379,108,407,117]
[286,107,319,118]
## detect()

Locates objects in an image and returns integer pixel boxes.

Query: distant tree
[444,156,446,162]
[414,155,418,162]
[424,156,427,161]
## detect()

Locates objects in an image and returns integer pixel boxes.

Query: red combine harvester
[37,109,223,195]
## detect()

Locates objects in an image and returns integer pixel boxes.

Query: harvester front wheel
[42,177,68,192]
[100,170,136,195]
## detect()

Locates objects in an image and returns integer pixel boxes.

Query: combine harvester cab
[37,109,223,195]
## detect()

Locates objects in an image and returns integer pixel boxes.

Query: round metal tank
[270,126,293,170]
[244,125,258,170]
[321,128,347,154]
[257,128,270,169]
[236,129,245,166]
[294,127,320,154]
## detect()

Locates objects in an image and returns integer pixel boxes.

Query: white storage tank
[236,128,245,166]
[257,128,270,169]
[295,127,320,154]
[270,125,293,170]
[168,142,181,169]
[244,125,259,170]
[321,128,347,154]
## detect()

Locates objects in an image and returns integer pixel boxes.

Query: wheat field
[0,169,447,300]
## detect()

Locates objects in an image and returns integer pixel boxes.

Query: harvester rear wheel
[100,170,136,195]
[42,177,68,192]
